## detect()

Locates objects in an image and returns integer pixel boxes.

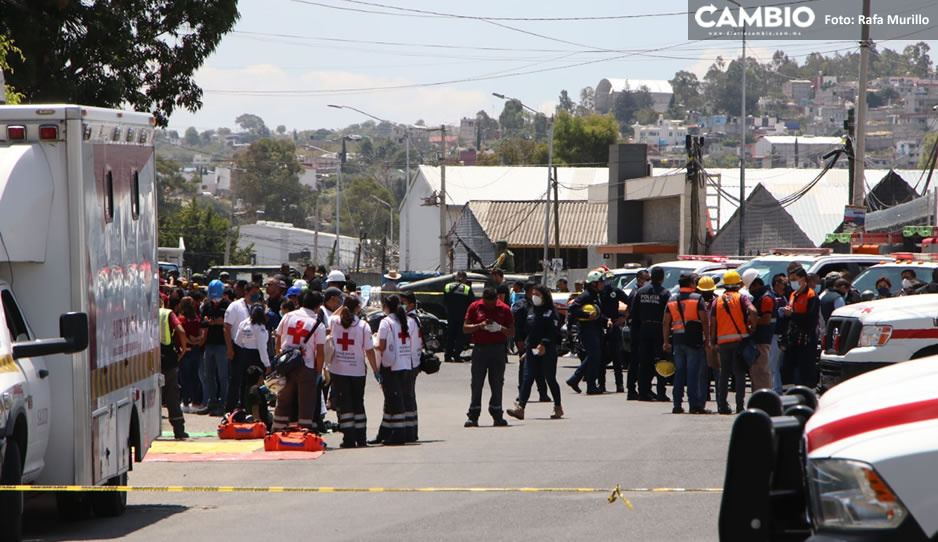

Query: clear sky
[165,0,936,133]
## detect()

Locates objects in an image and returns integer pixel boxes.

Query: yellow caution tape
[0,484,721,495]
[607,484,634,510]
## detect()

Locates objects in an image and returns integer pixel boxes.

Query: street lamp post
[493,92,553,284]
[371,194,392,272]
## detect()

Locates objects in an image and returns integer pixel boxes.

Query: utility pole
[439,124,448,272]
[543,116,555,285]
[853,0,871,207]
[687,135,704,255]
[553,165,560,262]
[845,108,856,204]
[738,23,747,256]
[336,139,345,267]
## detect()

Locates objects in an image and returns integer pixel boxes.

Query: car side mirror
[12,312,89,359]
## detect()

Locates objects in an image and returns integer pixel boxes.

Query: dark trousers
[517,349,549,401]
[718,342,747,412]
[161,367,185,434]
[446,320,468,362]
[569,326,602,392]
[402,368,419,442]
[377,367,408,445]
[599,326,624,390]
[178,349,203,405]
[626,326,641,394]
[272,364,319,430]
[782,344,818,388]
[227,346,264,412]
[467,342,508,421]
[518,348,561,408]
[637,328,667,397]
[332,373,367,446]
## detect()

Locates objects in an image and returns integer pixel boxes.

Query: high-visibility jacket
[667,288,702,335]
[715,292,749,344]
[159,308,173,346]
[444,282,471,296]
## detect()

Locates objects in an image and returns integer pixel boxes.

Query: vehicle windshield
[624,266,698,292]
[734,258,814,285]
[852,265,936,295]
[613,272,637,290]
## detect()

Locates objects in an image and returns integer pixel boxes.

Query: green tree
[184,127,200,146]
[498,100,525,137]
[336,174,395,241]
[233,139,309,225]
[0,35,24,104]
[903,42,932,78]
[552,111,619,166]
[668,70,702,118]
[236,113,270,140]
[919,133,938,169]
[491,139,549,165]
[576,86,595,116]
[613,86,654,131]
[217,127,232,137]
[558,89,576,113]
[156,157,198,216]
[1,1,238,125]
[159,198,251,273]
[276,124,287,135]
[475,110,499,143]
[200,129,215,145]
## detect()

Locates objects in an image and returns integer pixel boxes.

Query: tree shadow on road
[23,497,187,541]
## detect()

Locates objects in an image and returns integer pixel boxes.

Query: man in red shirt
[463,287,515,427]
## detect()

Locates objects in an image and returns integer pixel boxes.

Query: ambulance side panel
[80,118,161,485]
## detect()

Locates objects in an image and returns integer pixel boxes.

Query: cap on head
[323,287,344,301]
[286,286,303,297]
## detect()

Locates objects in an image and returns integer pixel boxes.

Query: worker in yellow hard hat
[565,270,608,395]
[711,269,757,415]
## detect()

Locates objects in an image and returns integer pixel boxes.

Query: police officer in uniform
[443,271,475,363]
[513,281,551,403]
[490,240,515,273]
[632,267,671,402]
[565,270,608,395]
[624,269,650,399]
[598,270,628,393]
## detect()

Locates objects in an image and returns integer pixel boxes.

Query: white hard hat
[741,268,760,288]
[327,269,347,283]
[293,279,308,290]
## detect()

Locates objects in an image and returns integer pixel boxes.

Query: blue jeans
[673,343,704,410]
[178,349,203,405]
[769,336,784,393]
[200,344,229,409]
[570,326,602,392]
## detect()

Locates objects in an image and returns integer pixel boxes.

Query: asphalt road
[23,355,733,542]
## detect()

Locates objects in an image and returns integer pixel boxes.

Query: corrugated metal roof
[703,168,922,232]
[760,183,848,246]
[466,200,608,247]
[419,166,608,205]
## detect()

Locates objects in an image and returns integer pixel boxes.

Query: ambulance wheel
[55,490,94,521]
[91,472,127,517]
[0,441,24,542]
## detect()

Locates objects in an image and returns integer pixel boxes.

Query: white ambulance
[0,105,162,539]
[820,257,938,391]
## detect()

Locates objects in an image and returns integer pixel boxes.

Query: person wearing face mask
[598,270,629,393]
[748,277,776,393]
[769,274,789,394]
[782,267,820,388]
[897,269,917,296]
[918,268,938,294]
[224,282,262,413]
[512,282,551,405]
[507,285,563,421]
[875,277,893,298]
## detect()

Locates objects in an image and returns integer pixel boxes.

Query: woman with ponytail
[373,295,412,445]
[328,296,378,448]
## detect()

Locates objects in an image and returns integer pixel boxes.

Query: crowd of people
[158,265,422,447]
[160,257,917,442]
